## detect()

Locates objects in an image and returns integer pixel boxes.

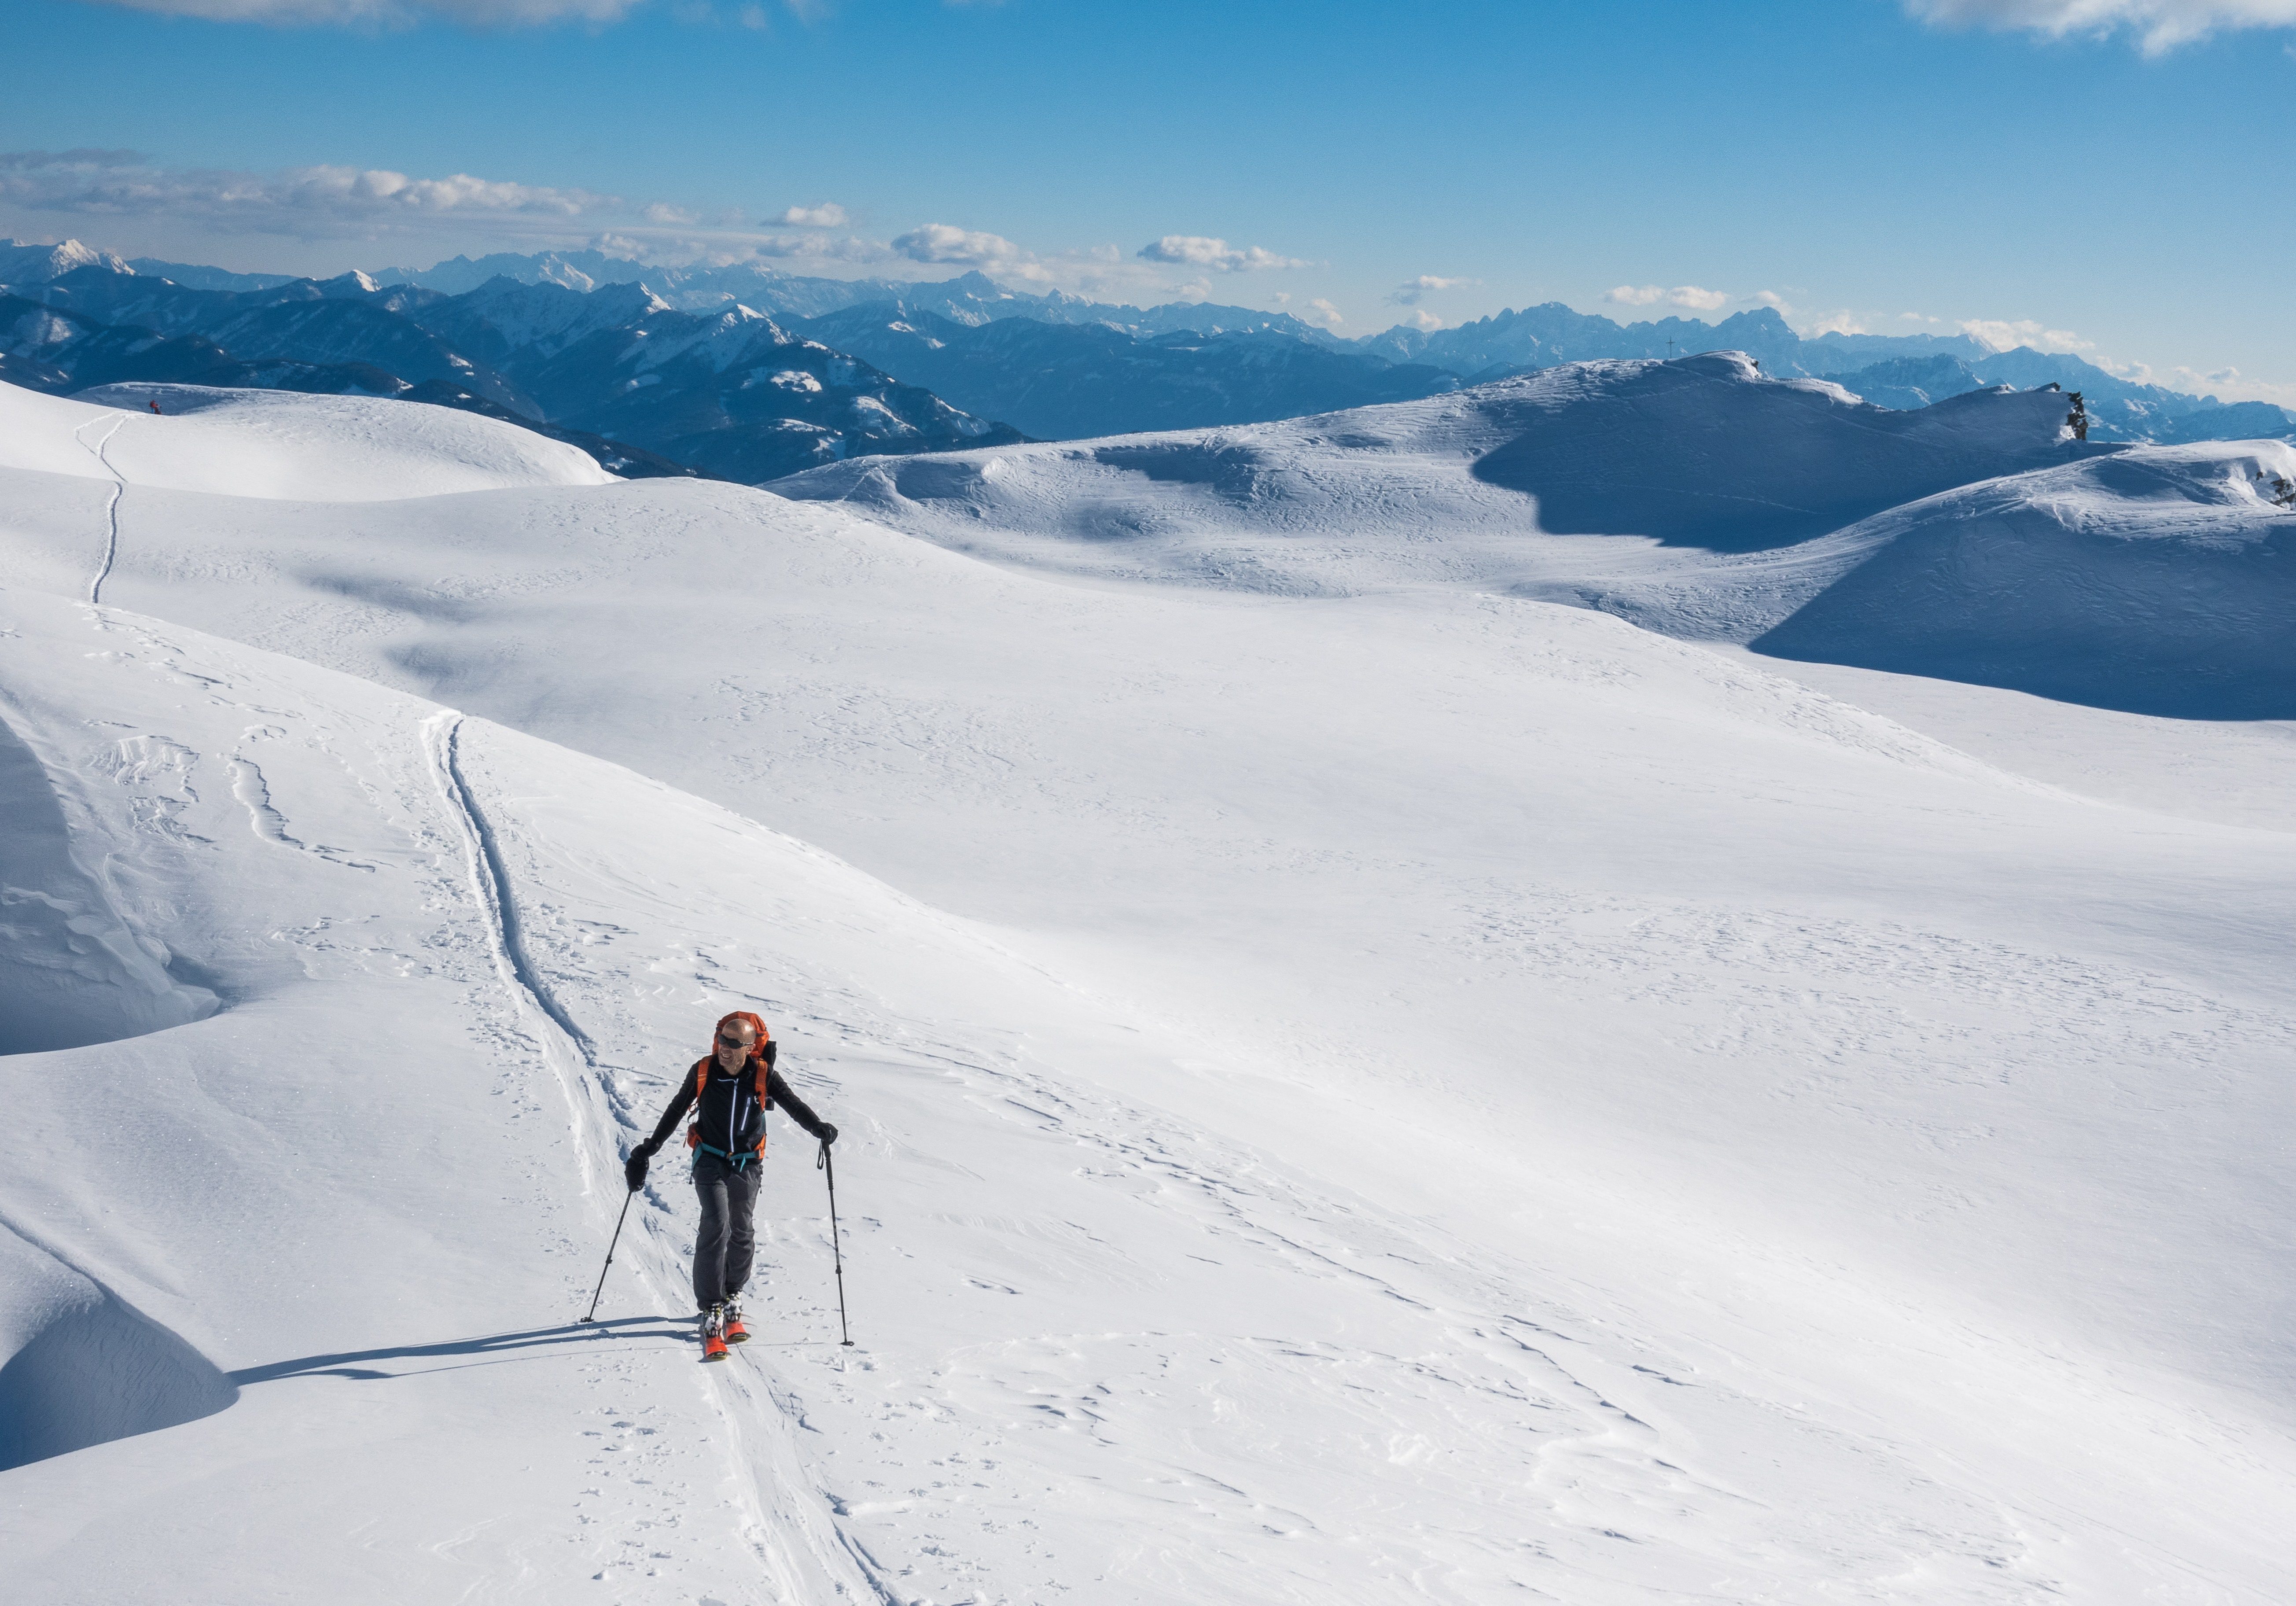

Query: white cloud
[1305,297,1345,330]
[1387,273,1477,306]
[1905,0,2296,52]
[71,0,638,22]
[892,222,1025,265]
[1604,283,1731,312]
[2169,364,2296,403]
[741,232,892,262]
[1807,310,1869,336]
[773,201,848,228]
[1398,308,1444,332]
[1750,289,1791,310]
[1958,317,2094,353]
[888,222,1071,283]
[1137,235,1309,273]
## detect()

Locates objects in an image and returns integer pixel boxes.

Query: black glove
[817,1123,838,1146]
[624,1152,649,1192]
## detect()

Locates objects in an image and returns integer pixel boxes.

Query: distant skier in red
[624,1011,839,1359]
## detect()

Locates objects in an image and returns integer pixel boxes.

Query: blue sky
[4,0,2293,397]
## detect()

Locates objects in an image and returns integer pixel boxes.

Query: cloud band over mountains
[0,148,611,227]
[0,149,1314,306]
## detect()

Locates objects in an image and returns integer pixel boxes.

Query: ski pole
[818,1140,854,1346]
[579,1188,636,1325]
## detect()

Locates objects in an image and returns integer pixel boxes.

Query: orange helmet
[712,1010,771,1060]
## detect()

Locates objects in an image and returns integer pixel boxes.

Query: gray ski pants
[692,1149,761,1310]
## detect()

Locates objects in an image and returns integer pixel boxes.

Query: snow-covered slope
[3,380,2295,1602]
[2,381,612,502]
[768,358,2296,717]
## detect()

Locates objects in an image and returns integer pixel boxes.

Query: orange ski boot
[723,1302,749,1344]
[700,1304,729,1362]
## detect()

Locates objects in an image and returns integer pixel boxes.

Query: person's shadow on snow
[228,1318,694,1383]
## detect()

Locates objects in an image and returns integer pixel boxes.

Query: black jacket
[636,1042,830,1161]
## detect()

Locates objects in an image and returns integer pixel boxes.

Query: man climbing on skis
[624,1011,840,1360]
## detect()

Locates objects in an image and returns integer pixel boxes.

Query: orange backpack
[686,1012,773,1160]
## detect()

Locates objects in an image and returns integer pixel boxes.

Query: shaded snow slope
[3,384,2295,1601]
[1462,353,2087,548]
[1744,443,2296,718]
[0,380,612,501]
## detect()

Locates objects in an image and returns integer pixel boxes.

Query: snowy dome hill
[2,379,612,501]
[2,375,2295,1602]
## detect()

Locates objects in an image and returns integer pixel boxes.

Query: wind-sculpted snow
[0,708,217,1053]
[1,380,2295,1600]
[0,1227,237,1473]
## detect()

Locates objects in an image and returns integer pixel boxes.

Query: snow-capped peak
[0,236,134,285]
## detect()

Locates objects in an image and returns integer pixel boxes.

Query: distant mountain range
[373,247,2289,448]
[4,237,2289,485]
[1,247,1023,482]
[798,302,1464,441]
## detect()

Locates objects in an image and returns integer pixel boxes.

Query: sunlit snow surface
[0,374,2292,1603]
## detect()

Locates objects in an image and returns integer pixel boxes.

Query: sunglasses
[716,1032,756,1051]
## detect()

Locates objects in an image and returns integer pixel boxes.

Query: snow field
[1,376,2293,1601]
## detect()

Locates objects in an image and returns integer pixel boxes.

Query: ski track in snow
[422,713,601,1205]
[420,709,885,1602]
[71,413,125,606]
[432,713,598,1067]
